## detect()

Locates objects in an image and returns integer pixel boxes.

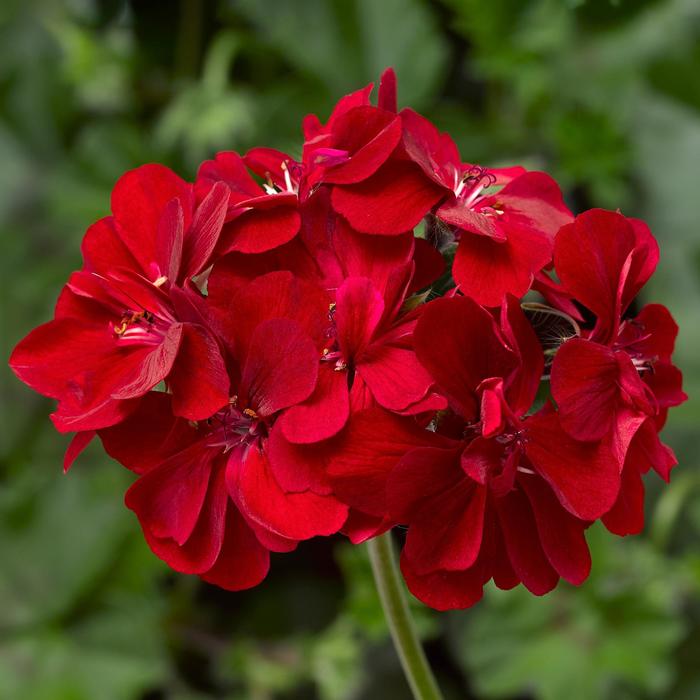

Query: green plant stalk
[367,532,444,700]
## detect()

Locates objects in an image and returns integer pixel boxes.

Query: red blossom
[8,70,685,607]
[549,209,686,534]
[10,165,231,432]
[323,295,617,608]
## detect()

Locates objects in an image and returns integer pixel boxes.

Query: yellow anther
[153,275,168,287]
[243,408,258,419]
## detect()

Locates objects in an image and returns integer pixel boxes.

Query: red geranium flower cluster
[10,70,686,608]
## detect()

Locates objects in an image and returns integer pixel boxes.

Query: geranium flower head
[8,70,685,610]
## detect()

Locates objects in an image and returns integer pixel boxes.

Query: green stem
[367,532,444,700]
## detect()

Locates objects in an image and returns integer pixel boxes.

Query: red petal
[488,165,528,186]
[342,510,391,544]
[400,108,460,186]
[232,447,347,540]
[625,418,677,482]
[51,395,139,434]
[63,431,96,473]
[410,237,445,293]
[625,218,660,312]
[82,217,141,276]
[602,463,645,536]
[438,205,505,240]
[111,324,183,400]
[461,436,503,484]
[181,180,229,278]
[400,555,486,611]
[327,409,453,516]
[99,392,198,474]
[10,318,110,399]
[125,442,214,545]
[377,68,398,113]
[452,223,550,307]
[332,160,445,235]
[201,505,270,591]
[240,319,319,417]
[491,171,572,239]
[168,324,229,420]
[358,343,433,411]
[209,270,329,358]
[196,151,261,199]
[387,445,463,522]
[479,385,506,439]
[332,219,414,296]
[222,204,300,254]
[244,148,298,189]
[554,209,642,340]
[405,481,486,576]
[323,108,401,184]
[414,296,517,420]
[624,304,679,361]
[335,277,384,360]
[525,411,621,521]
[550,338,620,441]
[520,475,591,585]
[145,465,228,574]
[155,199,184,283]
[395,390,448,416]
[278,365,349,443]
[645,363,687,409]
[244,519,298,553]
[500,295,545,415]
[267,422,334,495]
[111,164,193,274]
[495,488,559,595]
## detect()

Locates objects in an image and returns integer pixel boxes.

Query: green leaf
[452,525,688,700]
[232,0,449,108]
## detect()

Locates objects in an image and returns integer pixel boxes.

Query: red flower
[302,68,402,190]
[196,149,302,255]
[549,209,686,533]
[207,210,444,445]
[7,70,685,606]
[326,295,618,608]
[330,106,572,305]
[10,165,231,432]
[206,261,443,546]
[97,270,351,588]
[550,210,686,444]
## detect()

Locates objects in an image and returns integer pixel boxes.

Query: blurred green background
[1,1,699,698]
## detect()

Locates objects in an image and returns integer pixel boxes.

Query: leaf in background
[232,0,449,109]
[633,94,700,427]
[0,537,169,700]
[451,524,689,700]
[48,16,133,113]
[310,618,364,700]
[155,31,256,170]
[0,461,134,630]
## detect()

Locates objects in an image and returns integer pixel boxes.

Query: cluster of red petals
[10,70,686,607]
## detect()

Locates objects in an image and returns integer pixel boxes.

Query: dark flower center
[113,309,172,346]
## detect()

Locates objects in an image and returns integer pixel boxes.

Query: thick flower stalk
[9,68,686,698]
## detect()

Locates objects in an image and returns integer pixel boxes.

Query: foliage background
[1,1,699,698]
